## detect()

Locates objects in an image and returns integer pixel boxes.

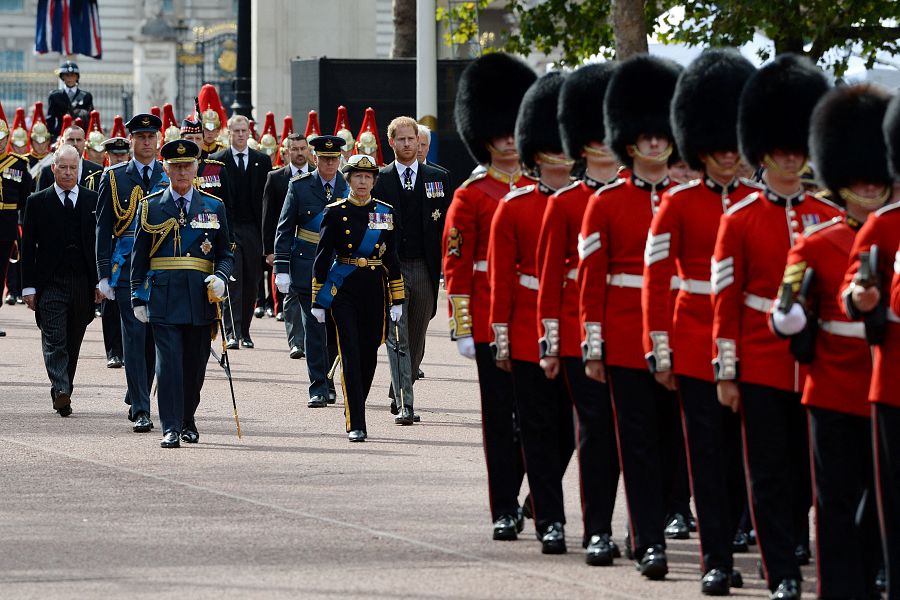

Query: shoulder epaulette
[503,184,534,202]
[739,177,764,189]
[668,179,702,196]
[374,198,394,208]
[803,215,842,237]
[11,152,28,162]
[459,171,487,189]
[596,178,626,195]
[725,192,758,215]
[203,159,225,166]
[196,189,223,203]
[142,189,166,202]
[108,161,127,170]
[875,201,900,217]
[325,198,346,208]
[811,194,842,213]
[290,172,313,183]
[555,180,582,195]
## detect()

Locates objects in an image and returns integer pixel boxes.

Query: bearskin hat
[515,71,566,171]
[558,62,617,160]
[809,84,892,196]
[884,94,900,180]
[738,53,829,168]
[603,55,681,168]
[455,53,537,165]
[671,48,755,171]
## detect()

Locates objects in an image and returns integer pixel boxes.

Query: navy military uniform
[95,113,168,431]
[0,138,33,336]
[274,135,347,406]
[312,154,404,441]
[131,139,233,448]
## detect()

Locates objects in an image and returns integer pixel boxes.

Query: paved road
[0,299,816,599]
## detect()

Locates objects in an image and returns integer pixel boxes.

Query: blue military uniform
[273,136,348,406]
[95,113,168,429]
[131,163,233,445]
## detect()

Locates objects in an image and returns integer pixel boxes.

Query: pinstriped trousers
[38,267,92,396]
[386,258,434,409]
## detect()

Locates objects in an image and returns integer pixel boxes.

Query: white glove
[456,336,476,360]
[275,273,291,294]
[204,275,226,300]
[311,307,326,323]
[390,304,403,323]
[134,305,149,323]
[772,302,808,336]
[99,277,115,300]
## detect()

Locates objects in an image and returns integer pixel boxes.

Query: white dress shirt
[395,160,418,189]
[231,146,249,170]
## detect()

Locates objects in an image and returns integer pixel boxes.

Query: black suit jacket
[372,160,451,316]
[21,185,98,324]
[36,158,103,193]
[47,88,94,138]
[210,146,272,235]
[262,164,294,255]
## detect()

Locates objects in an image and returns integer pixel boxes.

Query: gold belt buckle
[356,257,368,268]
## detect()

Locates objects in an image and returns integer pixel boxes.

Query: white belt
[820,320,866,339]
[474,260,488,272]
[567,268,577,281]
[518,273,539,290]
[889,309,900,324]
[743,293,774,313]
[680,279,712,295]
[607,273,643,288]
[671,275,682,291]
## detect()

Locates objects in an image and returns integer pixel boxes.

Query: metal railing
[0,71,133,124]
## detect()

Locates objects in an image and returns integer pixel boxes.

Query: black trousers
[740,383,811,589]
[475,342,525,521]
[101,298,122,360]
[511,359,574,530]
[678,376,745,573]
[37,267,92,396]
[0,239,12,304]
[225,222,263,340]
[809,407,881,598]
[607,366,682,557]
[330,270,386,433]
[562,357,619,543]
[116,287,155,418]
[6,253,21,296]
[151,322,211,434]
[873,403,900,600]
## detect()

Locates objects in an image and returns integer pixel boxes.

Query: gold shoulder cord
[111,170,142,237]
[139,199,181,257]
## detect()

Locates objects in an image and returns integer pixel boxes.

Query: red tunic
[578,174,675,370]
[642,177,758,381]
[840,202,900,407]
[536,177,610,358]
[711,188,842,391]
[488,181,554,364]
[442,167,520,343]
[778,218,871,416]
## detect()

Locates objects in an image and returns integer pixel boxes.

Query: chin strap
[839,186,890,211]
[629,144,672,164]
[536,152,575,167]
[762,153,808,178]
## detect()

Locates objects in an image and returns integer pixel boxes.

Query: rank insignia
[200,237,212,255]
[446,227,462,257]
[431,209,441,221]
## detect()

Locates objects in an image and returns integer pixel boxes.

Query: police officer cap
[126,113,162,134]
[341,154,379,175]
[309,135,345,157]
[103,137,130,154]
[160,139,200,163]
[58,60,79,77]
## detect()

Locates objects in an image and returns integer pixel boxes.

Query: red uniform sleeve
[891,248,900,315]
[769,236,811,336]
[577,193,609,361]
[840,216,878,319]
[442,185,477,339]
[536,194,567,357]
[641,193,679,372]
[711,210,743,380]
[488,198,517,359]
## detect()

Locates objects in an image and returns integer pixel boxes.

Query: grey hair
[418,124,431,144]
[53,143,81,164]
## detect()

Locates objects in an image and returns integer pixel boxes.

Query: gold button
[357,258,368,267]
[186,252,191,257]
[347,244,353,248]
[374,243,379,248]
[345,229,350,234]
[342,217,348,222]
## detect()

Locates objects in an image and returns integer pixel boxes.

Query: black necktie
[403,167,413,191]
[63,190,73,211]
[237,153,245,172]
[324,182,333,201]
[142,165,151,191]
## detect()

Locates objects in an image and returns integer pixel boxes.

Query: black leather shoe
[307,395,327,408]
[585,533,614,566]
[253,306,264,318]
[53,391,71,416]
[181,424,199,444]
[160,431,180,448]
[226,338,239,350]
[731,569,743,588]
[389,401,400,416]
[521,496,533,520]
[417,368,425,379]
[348,430,366,442]
[327,390,336,404]
[540,523,566,554]
[106,356,123,368]
[733,531,749,553]
[413,413,421,422]
[133,413,153,433]
[665,513,691,540]
[395,406,414,425]
[0,328,5,336]
[493,515,518,541]
[638,545,668,580]
[794,544,810,566]
[770,578,800,600]
[275,312,284,322]
[289,346,305,359]
[240,337,254,348]
[688,514,698,533]
[58,403,72,417]
[623,533,634,560]
[701,568,730,596]
[265,307,274,318]
[515,507,525,533]
[610,539,622,558]
[4,293,14,305]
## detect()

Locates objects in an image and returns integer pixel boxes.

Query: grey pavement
[0,299,816,599]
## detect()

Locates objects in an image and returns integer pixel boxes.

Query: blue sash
[314,202,389,309]
[292,209,326,254]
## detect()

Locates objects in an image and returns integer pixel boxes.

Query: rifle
[789,267,817,364]
[209,294,242,438]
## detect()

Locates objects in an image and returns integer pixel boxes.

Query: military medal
[178,207,187,226]
[200,236,212,255]
[431,209,441,221]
